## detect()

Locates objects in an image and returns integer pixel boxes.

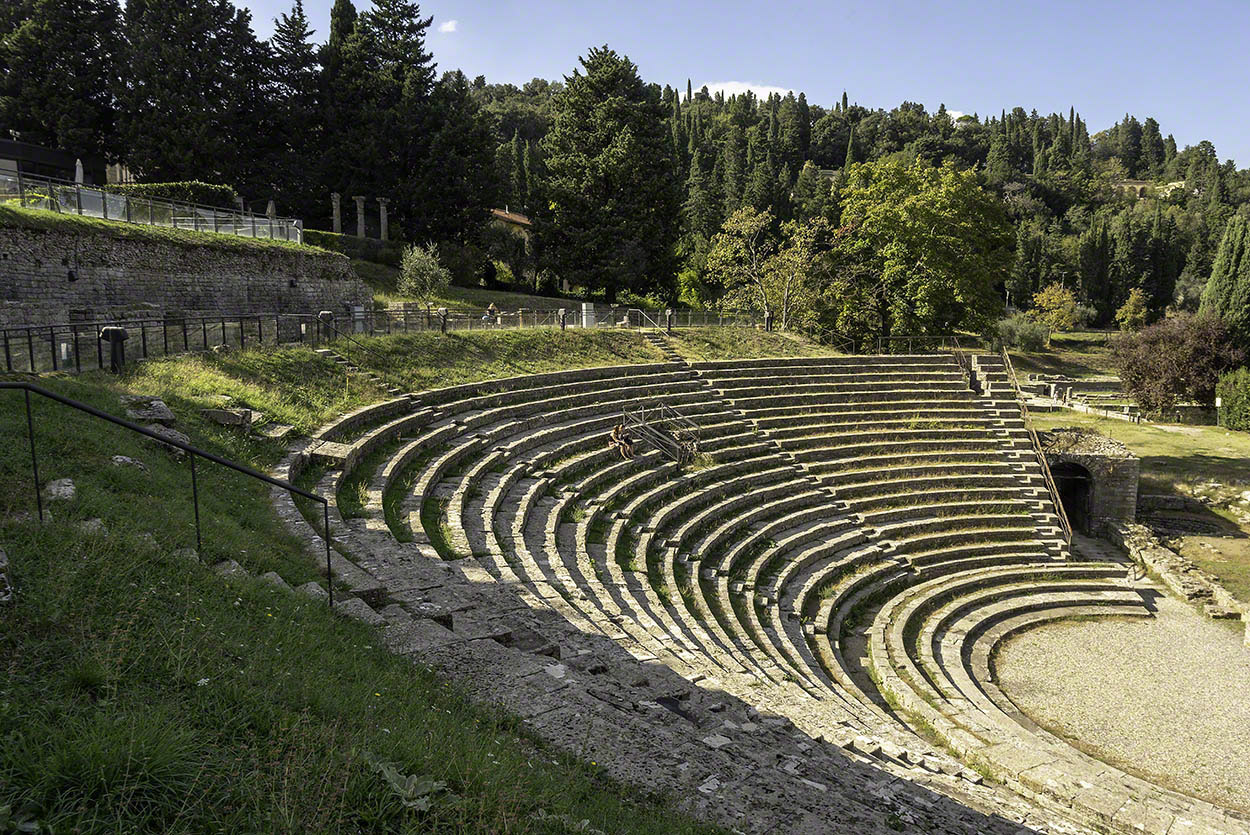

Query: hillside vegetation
[0,335,724,834]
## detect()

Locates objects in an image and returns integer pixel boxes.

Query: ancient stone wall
[0,225,371,328]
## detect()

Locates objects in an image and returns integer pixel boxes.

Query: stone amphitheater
[267,338,1250,835]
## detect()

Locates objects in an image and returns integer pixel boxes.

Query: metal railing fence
[1001,348,1074,544]
[1,381,336,605]
[1,170,303,243]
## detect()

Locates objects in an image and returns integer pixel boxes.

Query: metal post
[257,317,263,344]
[324,502,333,608]
[182,319,189,352]
[240,317,246,348]
[124,194,131,223]
[75,184,82,216]
[202,319,208,349]
[190,455,202,558]
[140,322,148,359]
[24,389,43,523]
[16,170,25,208]
[49,328,57,371]
[221,318,226,348]
[27,329,35,373]
[162,320,168,355]
[275,315,280,344]
[72,326,81,373]
[101,189,108,220]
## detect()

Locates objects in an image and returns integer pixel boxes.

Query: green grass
[355,259,581,310]
[0,350,722,833]
[664,327,835,361]
[0,204,334,258]
[1009,330,1119,380]
[346,329,666,392]
[1032,411,1250,601]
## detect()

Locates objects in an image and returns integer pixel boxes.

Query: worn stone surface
[0,225,371,328]
[110,454,148,472]
[143,423,191,457]
[43,477,75,501]
[121,395,176,425]
[996,593,1250,814]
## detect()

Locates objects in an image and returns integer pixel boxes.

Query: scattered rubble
[43,478,76,502]
[121,394,176,425]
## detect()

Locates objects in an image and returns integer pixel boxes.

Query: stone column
[377,198,390,242]
[331,193,342,234]
[266,199,276,219]
[353,195,366,238]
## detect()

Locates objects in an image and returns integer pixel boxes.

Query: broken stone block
[110,455,148,472]
[78,518,107,535]
[143,423,191,458]
[200,408,256,428]
[255,423,294,440]
[121,395,176,425]
[43,478,76,502]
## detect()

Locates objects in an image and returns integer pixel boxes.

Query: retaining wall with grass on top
[0,223,372,328]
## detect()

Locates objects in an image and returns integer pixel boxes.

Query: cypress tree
[844,125,856,168]
[0,0,123,160]
[1201,215,1250,347]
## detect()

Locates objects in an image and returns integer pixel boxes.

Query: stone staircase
[642,330,684,363]
[267,353,1250,835]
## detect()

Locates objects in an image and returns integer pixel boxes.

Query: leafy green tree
[705,208,827,329]
[0,0,122,161]
[822,159,1010,344]
[398,241,451,303]
[1029,282,1079,333]
[535,46,680,302]
[1115,287,1149,332]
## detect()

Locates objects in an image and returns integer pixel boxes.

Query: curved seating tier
[273,352,1250,835]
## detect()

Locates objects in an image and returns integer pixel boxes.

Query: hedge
[107,181,239,209]
[304,228,404,266]
[1216,367,1250,430]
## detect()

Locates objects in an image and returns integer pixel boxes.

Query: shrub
[1216,367,1250,431]
[398,243,451,304]
[1113,313,1243,411]
[107,181,239,208]
[988,314,1049,351]
[1028,282,1079,333]
[1115,288,1149,332]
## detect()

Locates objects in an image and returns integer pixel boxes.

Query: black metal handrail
[1,381,337,605]
[999,349,1073,544]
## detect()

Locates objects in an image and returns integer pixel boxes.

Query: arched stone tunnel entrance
[1051,461,1093,534]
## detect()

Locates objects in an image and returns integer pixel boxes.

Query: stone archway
[1051,460,1093,534]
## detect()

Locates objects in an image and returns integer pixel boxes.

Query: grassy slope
[0,205,331,257]
[1032,410,1250,601]
[0,340,719,834]
[1009,331,1119,379]
[355,259,576,310]
[665,327,836,361]
[344,328,667,392]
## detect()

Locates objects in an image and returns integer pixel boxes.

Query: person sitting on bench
[608,423,635,460]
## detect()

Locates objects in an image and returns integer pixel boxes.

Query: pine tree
[270,0,321,216]
[535,46,680,301]
[1200,215,1250,347]
[118,0,272,189]
[0,0,123,161]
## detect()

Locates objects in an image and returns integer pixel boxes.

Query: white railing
[0,170,303,243]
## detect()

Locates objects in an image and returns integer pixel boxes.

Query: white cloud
[697,80,793,100]
[946,110,968,120]
[438,19,458,33]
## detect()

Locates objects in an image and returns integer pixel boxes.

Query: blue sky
[241,0,1250,168]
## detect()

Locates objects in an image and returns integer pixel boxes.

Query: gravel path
[995,595,1250,814]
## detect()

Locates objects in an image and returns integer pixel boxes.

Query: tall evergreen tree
[118,0,273,192]
[270,0,321,216]
[1200,214,1250,346]
[0,0,123,161]
[535,46,680,301]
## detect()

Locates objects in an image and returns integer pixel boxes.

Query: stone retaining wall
[0,225,371,327]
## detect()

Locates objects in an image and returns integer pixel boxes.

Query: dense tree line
[3,0,1250,318]
[473,79,1250,322]
[0,0,498,273]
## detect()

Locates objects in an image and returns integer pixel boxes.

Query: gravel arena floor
[995,594,1250,814]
